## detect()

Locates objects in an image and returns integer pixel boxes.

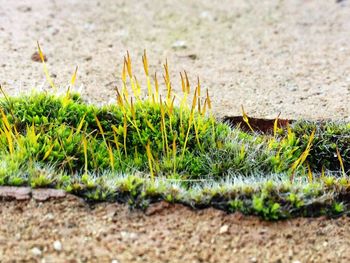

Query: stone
[31,247,42,256]
[120,231,138,241]
[172,40,187,49]
[219,225,229,234]
[53,240,62,251]
[32,189,66,201]
[0,186,31,200]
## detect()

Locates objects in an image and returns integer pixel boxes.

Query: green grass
[0,50,349,220]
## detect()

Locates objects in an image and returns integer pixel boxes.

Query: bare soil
[1,0,350,262]
[0,0,349,120]
[1,193,350,263]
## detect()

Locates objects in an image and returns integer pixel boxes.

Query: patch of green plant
[4,162,350,220]
[291,121,350,172]
[0,50,349,220]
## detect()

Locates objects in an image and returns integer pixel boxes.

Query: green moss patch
[0,50,349,220]
[0,91,348,220]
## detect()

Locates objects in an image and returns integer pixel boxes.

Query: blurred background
[0,0,349,120]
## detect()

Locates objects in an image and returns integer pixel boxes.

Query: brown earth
[1,0,350,262]
[1,192,350,263]
[0,0,349,120]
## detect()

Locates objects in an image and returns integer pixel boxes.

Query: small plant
[0,47,349,220]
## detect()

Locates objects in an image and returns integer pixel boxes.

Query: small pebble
[31,52,47,62]
[188,54,197,60]
[53,240,62,251]
[44,213,55,221]
[219,225,229,234]
[200,11,212,19]
[120,231,138,240]
[31,247,42,256]
[172,40,187,49]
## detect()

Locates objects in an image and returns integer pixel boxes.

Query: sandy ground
[0,0,349,120]
[1,0,350,262]
[1,194,350,263]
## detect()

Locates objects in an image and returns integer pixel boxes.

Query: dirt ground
[1,0,350,262]
[0,0,349,120]
[1,193,350,263]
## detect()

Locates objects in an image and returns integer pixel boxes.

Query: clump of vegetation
[0,46,349,220]
[290,121,350,172]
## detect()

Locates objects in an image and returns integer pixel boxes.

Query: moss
[291,121,350,172]
[0,47,349,220]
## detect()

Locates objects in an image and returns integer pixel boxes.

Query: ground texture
[1,0,350,262]
[0,0,349,120]
[1,190,350,263]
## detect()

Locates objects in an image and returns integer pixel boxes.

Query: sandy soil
[1,0,350,262]
[0,0,349,120]
[1,194,350,263]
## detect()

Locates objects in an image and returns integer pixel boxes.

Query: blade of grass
[146,141,155,181]
[82,135,88,175]
[336,146,346,177]
[241,105,254,133]
[142,50,153,101]
[273,113,281,138]
[123,113,128,157]
[37,41,56,90]
[290,129,316,182]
